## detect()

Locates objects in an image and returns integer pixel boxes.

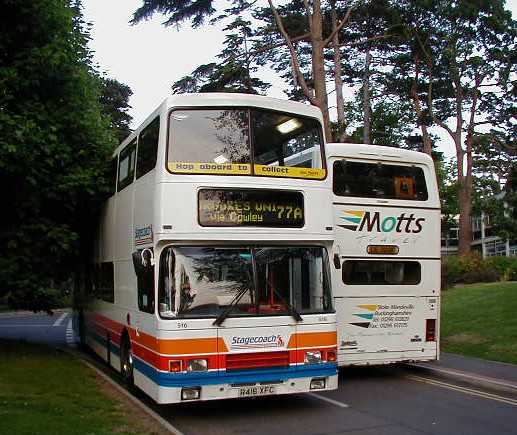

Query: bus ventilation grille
[226,351,290,371]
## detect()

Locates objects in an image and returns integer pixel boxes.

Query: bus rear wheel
[120,336,134,390]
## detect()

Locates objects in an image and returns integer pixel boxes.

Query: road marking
[410,363,517,391]
[0,324,54,327]
[66,319,75,345]
[407,375,517,407]
[308,392,350,408]
[53,313,68,327]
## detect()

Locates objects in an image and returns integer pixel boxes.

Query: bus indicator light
[169,360,182,372]
[367,245,399,255]
[326,350,337,362]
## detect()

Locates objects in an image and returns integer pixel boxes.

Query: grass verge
[0,340,165,435]
[441,281,517,365]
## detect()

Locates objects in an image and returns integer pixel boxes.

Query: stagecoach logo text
[339,210,425,233]
[230,334,285,349]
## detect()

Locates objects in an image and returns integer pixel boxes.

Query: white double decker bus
[85,93,338,404]
[326,143,440,366]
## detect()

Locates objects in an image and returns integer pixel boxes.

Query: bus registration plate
[238,385,276,397]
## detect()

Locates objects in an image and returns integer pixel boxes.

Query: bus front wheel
[120,335,134,390]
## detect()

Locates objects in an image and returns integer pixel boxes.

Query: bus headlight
[305,351,322,364]
[187,359,208,372]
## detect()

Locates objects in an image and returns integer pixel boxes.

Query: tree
[133,0,383,141]
[99,77,133,142]
[384,0,516,255]
[343,95,419,148]
[0,1,118,311]
[171,17,270,94]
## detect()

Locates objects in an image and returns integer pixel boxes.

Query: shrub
[441,253,508,289]
[487,256,517,281]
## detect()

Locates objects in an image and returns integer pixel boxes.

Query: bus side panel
[335,295,439,364]
[133,170,155,248]
[98,199,117,262]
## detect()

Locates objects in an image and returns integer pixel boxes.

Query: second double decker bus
[86,93,338,404]
[327,143,440,366]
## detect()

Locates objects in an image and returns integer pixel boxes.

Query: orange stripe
[157,337,228,355]
[288,331,337,348]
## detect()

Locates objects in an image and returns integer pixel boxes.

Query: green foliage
[486,256,517,282]
[343,95,419,148]
[441,254,517,289]
[99,77,133,143]
[0,1,119,312]
[171,17,270,94]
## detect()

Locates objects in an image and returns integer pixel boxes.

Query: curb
[64,348,185,435]
[408,363,517,396]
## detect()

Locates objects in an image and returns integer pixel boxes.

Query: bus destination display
[198,189,304,227]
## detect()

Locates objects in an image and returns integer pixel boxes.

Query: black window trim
[136,115,160,180]
[197,187,306,228]
[157,244,335,320]
[117,139,137,192]
[341,259,422,286]
[332,158,429,201]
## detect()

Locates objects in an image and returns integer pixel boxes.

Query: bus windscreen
[167,108,325,179]
[158,247,332,318]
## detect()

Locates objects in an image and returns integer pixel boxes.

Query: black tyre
[120,335,134,389]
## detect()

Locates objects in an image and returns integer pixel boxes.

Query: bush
[441,254,509,289]
[487,256,517,281]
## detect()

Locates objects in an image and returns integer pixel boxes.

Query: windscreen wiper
[213,286,251,327]
[253,248,303,323]
[269,284,303,322]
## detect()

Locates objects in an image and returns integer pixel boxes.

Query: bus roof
[325,143,434,166]
[114,93,324,156]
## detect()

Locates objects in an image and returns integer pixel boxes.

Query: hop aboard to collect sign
[198,189,304,227]
[169,162,325,179]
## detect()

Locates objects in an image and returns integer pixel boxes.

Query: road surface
[1,311,516,435]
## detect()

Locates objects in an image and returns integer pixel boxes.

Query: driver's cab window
[132,249,155,313]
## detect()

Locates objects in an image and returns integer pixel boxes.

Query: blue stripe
[133,357,337,388]
[87,329,121,357]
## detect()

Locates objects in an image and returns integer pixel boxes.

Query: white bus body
[87,93,338,404]
[326,143,441,366]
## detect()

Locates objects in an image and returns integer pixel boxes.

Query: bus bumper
[134,368,338,404]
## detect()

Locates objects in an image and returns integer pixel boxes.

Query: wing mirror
[132,248,154,277]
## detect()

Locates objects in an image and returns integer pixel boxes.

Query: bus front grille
[226,351,290,371]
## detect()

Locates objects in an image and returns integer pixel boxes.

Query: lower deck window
[342,260,421,285]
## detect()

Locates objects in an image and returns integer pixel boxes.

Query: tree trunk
[311,0,332,142]
[331,0,346,142]
[362,47,372,144]
[457,180,473,255]
[410,54,432,155]
[454,132,473,256]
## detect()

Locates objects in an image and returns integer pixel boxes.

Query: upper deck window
[167,108,325,179]
[136,116,159,179]
[333,160,428,201]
